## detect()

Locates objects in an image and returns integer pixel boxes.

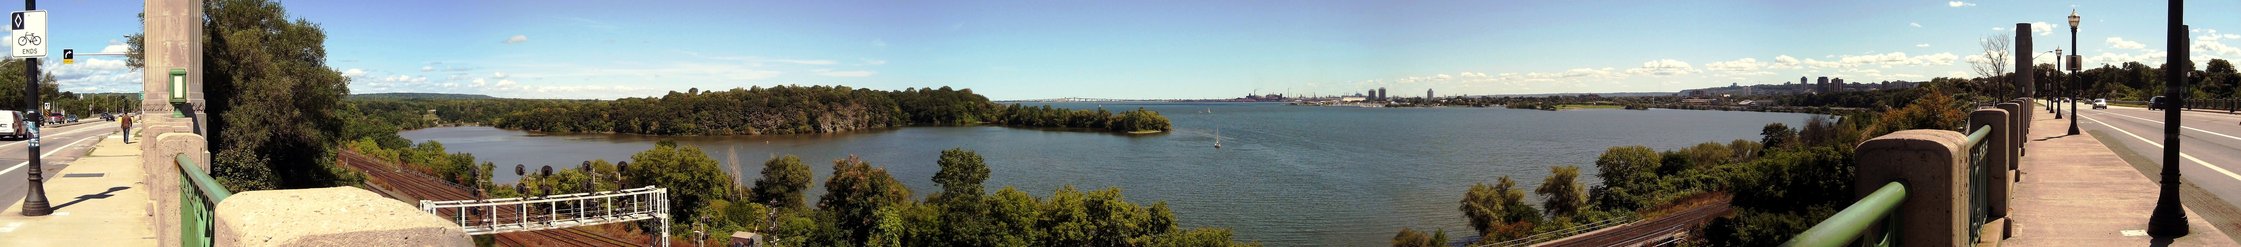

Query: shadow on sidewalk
[50,186,129,211]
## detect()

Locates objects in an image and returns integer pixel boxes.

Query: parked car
[2093,98,2107,109]
[0,110,22,140]
[2149,96,2169,110]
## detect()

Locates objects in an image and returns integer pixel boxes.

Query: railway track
[339,151,650,246]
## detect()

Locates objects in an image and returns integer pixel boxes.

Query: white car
[2093,99,2107,109]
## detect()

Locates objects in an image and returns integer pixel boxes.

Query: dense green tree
[1589,146,1660,212]
[620,142,733,233]
[199,0,354,190]
[1759,123,1798,152]
[0,59,62,111]
[1390,228,1448,247]
[1535,165,1587,218]
[819,155,912,244]
[751,155,813,210]
[933,148,991,200]
[1460,176,1539,240]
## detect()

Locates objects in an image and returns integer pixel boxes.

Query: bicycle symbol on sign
[15,34,37,46]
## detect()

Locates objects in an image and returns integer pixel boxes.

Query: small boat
[1214,128,1222,149]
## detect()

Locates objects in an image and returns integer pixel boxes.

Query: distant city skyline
[22,0,2241,100]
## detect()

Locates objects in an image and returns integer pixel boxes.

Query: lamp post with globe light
[2068,9,2082,135]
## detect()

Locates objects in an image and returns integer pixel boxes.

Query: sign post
[13,4,48,216]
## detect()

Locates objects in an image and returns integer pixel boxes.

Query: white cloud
[420,65,435,72]
[47,58,138,93]
[493,71,509,79]
[2107,37,2148,50]
[862,59,887,65]
[813,69,875,77]
[342,68,367,77]
[1769,55,1802,69]
[2031,22,2053,36]
[1626,59,1696,76]
[1917,43,1931,48]
[1706,58,1763,72]
[1948,1,1974,7]
[1459,72,1490,78]
[99,40,129,53]
[503,35,528,44]
[1910,22,1923,28]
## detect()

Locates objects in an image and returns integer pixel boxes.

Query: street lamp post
[2147,0,2190,236]
[2068,9,2082,135]
[2054,48,2064,119]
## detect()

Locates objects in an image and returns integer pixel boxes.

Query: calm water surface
[401,102,1812,246]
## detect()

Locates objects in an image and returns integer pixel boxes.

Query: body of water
[400,102,1812,246]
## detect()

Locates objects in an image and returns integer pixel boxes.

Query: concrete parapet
[1855,129,1967,247]
[1997,102,2023,159]
[214,187,472,247]
[146,132,207,247]
[1969,108,2014,239]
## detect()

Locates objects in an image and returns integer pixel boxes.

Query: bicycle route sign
[11,10,45,58]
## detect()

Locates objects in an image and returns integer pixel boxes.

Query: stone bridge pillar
[1855,129,1968,246]
[146,133,207,247]
[1998,102,2024,163]
[1971,108,2017,239]
[141,0,204,140]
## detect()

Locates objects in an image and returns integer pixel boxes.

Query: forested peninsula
[345,85,1171,136]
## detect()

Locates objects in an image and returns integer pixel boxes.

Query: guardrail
[1789,100,2016,246]
[1473,215,1634,247]
[1782,182,1906,247]
[178,154,230,247]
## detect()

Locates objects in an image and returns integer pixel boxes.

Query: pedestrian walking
[120,114,133,143]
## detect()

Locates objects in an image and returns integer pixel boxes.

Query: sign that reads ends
[10,10,44,58]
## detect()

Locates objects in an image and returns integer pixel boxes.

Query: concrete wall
[1854,129,1967,246]
[214,187,472,247]
[142,0,203,118]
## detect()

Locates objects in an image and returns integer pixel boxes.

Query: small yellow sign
[61,58,69,64]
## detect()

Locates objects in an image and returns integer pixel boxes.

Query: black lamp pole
[2068,10,2082,136]
[2147,0,2190,236]
[16,0,47,217]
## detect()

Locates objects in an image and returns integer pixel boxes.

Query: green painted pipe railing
[1781,181,1908,247]
[179,154,230,247]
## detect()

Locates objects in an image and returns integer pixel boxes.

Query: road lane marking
[0,136,99,176]
[0,124,113,150]
[2083,115,2241,182]
[2091,111,2241,143]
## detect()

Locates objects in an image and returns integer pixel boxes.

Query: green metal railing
[179,154,230,247]
[1782,181,1908,247]
[1961,125,1992,244]
[1785,124,1992,247]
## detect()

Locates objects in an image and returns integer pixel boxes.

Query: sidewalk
[0,131,155,246]
[2005,105,2237,246]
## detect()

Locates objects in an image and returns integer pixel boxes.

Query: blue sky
[21,0,2241,100]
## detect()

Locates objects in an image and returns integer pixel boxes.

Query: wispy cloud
[813,69,875,77]
[2107,37,2147,50]
[1910,22,1922,28]
[1948,1,1975,7]
[504,35,528,44]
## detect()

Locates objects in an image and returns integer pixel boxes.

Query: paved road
[0,121,124,210]
[2072,104,2241,210]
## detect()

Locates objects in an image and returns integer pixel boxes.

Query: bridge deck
[2004,104,2235,246]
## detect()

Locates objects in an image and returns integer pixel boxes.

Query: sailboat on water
[1210,108,1222,149]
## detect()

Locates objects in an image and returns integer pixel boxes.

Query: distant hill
[349,93,497,100]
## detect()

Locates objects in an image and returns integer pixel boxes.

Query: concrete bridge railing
[146,133,471,247]
[1788,98,2030,246]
